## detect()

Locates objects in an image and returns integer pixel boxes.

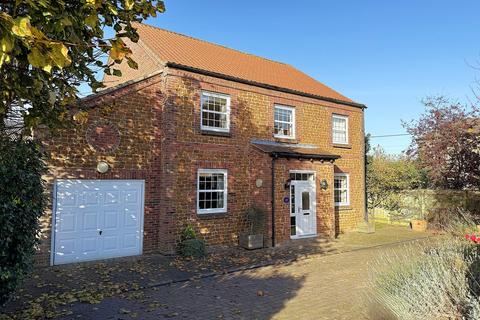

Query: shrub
[427,207,477,233]
[372,237,480,319]
[0,135,46,305]
[178,225,205,258]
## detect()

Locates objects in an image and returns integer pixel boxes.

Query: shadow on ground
[0,223,428,319]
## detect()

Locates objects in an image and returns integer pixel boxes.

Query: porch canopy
[251,139,340,161]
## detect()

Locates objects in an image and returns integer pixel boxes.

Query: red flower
[471,235,478,242]
[466,234,471,240]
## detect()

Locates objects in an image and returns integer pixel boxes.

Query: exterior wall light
[96,161,110,174]
[320,179,328,190]
[284,178,291,189]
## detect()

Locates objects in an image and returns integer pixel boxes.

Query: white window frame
[197,169,228,214]
[332,114,349,145]
[200,91,231,132]
[274,105,296,139]
[334,173,350,206]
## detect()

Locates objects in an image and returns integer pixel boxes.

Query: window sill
[274,136,298,144]
[197,211,228,219]
[332,143,351,149]
[201,130,231,137]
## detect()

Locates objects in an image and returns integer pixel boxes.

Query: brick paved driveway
[57,240,417,320]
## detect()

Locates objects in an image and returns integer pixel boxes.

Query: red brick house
[39,23,366,265]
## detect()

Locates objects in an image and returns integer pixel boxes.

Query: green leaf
[11,16,32,37]
[27,46,47,68]
[0,34,13,66]
[112,69,122,77]
[85,15,98,28]
[49,43,71,68]
[126,57,138,70]
[60,17,72,26]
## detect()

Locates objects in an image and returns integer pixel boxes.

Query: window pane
[198,171,227,212]
[302,191,310,210]
[201,93,229,129]
[334,175,348,204]
[274,107,294,137]
[291,185,295,214]
[334,190,341,203]
[290,216,296,235]
[333,116,347,143]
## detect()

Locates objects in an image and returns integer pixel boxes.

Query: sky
[94,0,480,154]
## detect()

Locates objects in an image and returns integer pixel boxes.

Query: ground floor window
[334,173,349,206]
[197,169,227,214]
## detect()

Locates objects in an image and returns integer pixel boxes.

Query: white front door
[53,180,144,265]
[291,181,317,238]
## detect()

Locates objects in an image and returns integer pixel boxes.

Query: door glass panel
[290,216,296,235]
[291,185,295,214]
[302,191,310,210]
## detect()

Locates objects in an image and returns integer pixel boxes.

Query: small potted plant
[239,205,266,250]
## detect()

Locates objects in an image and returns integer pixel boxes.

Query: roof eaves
[270,151,341,161]
[166,62,367,109]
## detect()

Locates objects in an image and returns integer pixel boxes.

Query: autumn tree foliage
[0,0,165,133]
[367,146,425,210]
[403,96,480,190]
[0,0,165,304]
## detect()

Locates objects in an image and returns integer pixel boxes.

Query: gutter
[166,62,367,110]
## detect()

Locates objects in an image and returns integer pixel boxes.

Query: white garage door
[53,180,144,265]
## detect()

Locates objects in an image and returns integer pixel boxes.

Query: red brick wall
[39,66,365,264]
[159,68,365,247]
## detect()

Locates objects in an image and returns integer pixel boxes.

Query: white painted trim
[332,114,349,145]
[197,169,228,214]
[289,169,316,175]
[334,173,350,206]
[51,179,145,265]
[50,181,59,266]
[274,104,296,139]
[200,91,231,133]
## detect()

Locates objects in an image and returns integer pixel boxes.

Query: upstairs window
[197,169,228,214]
[334,173,349,206]
[201,91,230,132]
[274,105,295,139]
[332,114,348,144]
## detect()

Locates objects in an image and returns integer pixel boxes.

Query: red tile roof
[133,23,360,106]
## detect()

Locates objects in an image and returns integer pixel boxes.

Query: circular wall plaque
[86,121,121,153]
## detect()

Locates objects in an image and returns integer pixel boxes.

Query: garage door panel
[104,210,119,229]
[125,190,139,203]
[123,233,140,249]
[82,211,99,231]
[104,191,120,204]
[53,180,144,265]
[124,206,141,227]
[85,191,101,205]
[58,212,76,232]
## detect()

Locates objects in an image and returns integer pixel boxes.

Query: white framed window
[197,169,228,214]
[332,114,348,144]
[334,173,349,206]
[200,91,230,132]
[274,105,295,139]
